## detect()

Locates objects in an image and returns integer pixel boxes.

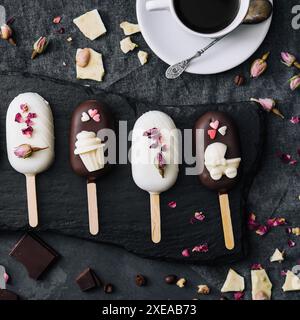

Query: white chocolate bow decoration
[204,143,241,181]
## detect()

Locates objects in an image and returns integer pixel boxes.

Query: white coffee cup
[146,0,250,38]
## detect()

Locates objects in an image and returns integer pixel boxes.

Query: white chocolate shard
[270,248,284,262]
[120,37,138,54]
[120,21,140,35]
[76,48,105,82]
[282,271,300,292]
[221,269,245,293]
[251,269,272,300]
[73,9,106,40]
[138,51,148,65]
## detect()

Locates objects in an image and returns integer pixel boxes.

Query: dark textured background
[0,0,299,299]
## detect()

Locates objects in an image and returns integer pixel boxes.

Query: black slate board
[0,73,264,264]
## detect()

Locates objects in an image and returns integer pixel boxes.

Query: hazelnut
[135,274,147,287]
[234,74,245,86]
[165,275,177,285]
[176,278,186,288]
[76,48,91,68]
[197,285,210,295]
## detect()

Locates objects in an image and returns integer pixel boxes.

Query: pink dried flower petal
[53,16,62,24]
[234,292,244,301]
[182,249,190,257]
[256,225,269,236]
[22,126,33,138]
[248,213,258,229]
[150,142,159,149]
[20,103,29,113]
[3,272,9,283]
[290,116,300,124]
[194,212,206,221]
[277,152,297,165]
[289,159,298,166]
[251,263,263,270]
[281,270,287,276]
[143,128,159,138]
[27,113,37,119]
[192,244,209,253]
[267,217,287,227]
[157,152,166,169]
[288,240,296,248]
[161,144,167,152]
[15,113,24,123]
[168,201,177,209]
[250,98,275,112]
[286,227,292,234]
[247,212,259,230]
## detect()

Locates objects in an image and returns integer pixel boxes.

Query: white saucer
[136,0,273,75]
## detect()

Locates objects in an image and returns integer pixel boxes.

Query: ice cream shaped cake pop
[194,111,241,250]
[70,100,114,235]
[131,111,179,243]
[6,93,55,227]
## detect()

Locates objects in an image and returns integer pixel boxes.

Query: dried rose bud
[281,52,300,69]
[250,52,269,78]
[250,98,284,119]
[289,75,300,91]
[14,144,48,159]
[32,36,49,59]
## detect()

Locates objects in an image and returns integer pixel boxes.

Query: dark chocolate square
[9,233,59,280]
[76,268,102,291]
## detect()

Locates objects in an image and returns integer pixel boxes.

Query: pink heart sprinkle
[208,129,217,140]
[93,114,101,122]
[209,120,219,130]
[88,109,98,118]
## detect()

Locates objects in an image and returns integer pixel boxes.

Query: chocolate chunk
[9,233,59,280]
[0,289,19,300]
[104,283,113,294]
[135,274,147,287]
[76,268,102,292]
[164,275,178,285]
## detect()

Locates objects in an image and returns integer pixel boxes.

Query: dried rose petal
[53,16,62,24]
[251,263,263,270]
[234,292,244,301]
[277,152,297,165]
[3,272,9,283]
[168,201,177,209]
[143,128,159,138]
[22,126,33,138]
[15,113,24,123]
[290,116,300,124]
[286,227,293,234]
[20,103,29,113]
[194,212,206,221]
[182,249,190,257]
[288,240,296,248]
[247,212,259,230]
[281,270,287,276]
[27,113,37,119]
[289,159,298,165]
[256,225,269,236]
[267,217,286,227]
[150,142,159,149]
[192,244,209,253]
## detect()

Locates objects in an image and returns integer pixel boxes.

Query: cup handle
[146,0,170,11]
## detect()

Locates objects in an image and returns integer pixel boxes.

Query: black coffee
[174,0,240,34]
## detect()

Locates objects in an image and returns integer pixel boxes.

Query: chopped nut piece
[292,227,300,236]
[221,269,245,293]
[197,285,210,295]
[282,271,300,292]
[270,248,285,263]
[120,37,138,54]
[176,278,186,288]
[251,269,272,300]
[138,51,148,65]
[73,9,106,40]
[76,48,105,82]
[120,21,141,35]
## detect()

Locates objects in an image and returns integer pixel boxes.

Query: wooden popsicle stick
[150,193,161,244]
[218,193,235,250]
[25,174,38,228]
[87,182,99,236]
